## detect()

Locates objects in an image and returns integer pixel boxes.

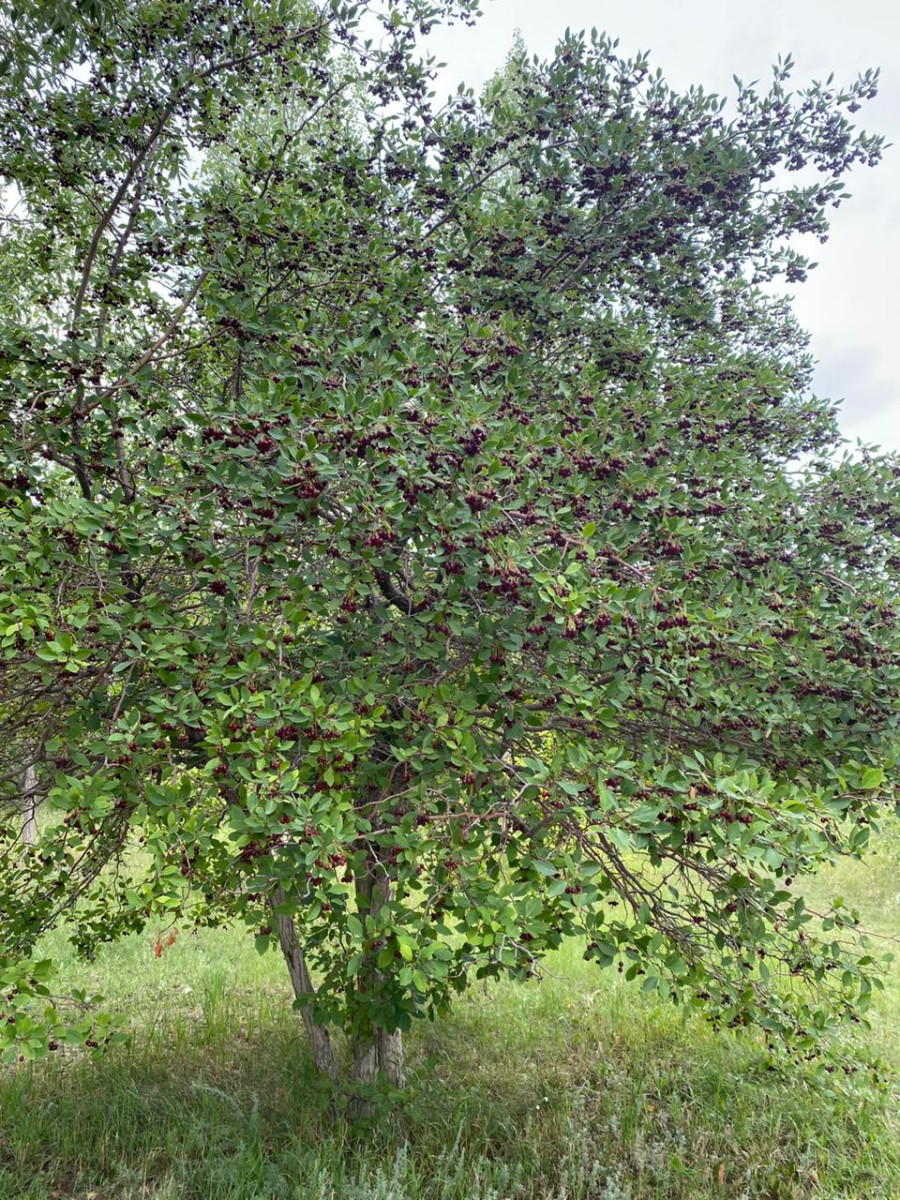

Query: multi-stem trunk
[270,753,405,1106]
[271,868,403,1106]
[350,850,404,1098]
[270,884,339,1083]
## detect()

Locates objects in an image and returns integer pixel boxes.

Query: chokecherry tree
[1,0,899,1093]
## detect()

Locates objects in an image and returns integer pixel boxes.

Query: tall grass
[2,841,899,1199]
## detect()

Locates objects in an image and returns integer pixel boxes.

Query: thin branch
[71,101,176,331]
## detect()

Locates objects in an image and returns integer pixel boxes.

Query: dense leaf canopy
[1,0,898,1077]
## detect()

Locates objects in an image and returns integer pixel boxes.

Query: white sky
[426,0,900,453]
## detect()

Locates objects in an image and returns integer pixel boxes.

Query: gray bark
[351,1026,404,1091]
[270,749,407,1102]
[271,877,403,1099]
[271,885,339,1082]
[350,846,405,1098]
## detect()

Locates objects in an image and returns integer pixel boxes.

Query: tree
[1,0,899,1096]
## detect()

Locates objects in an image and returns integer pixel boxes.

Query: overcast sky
[425,0,900,453]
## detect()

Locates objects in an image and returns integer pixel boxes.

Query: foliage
[1,0,899,1084]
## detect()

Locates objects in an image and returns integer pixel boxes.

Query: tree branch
[373,567,430,615]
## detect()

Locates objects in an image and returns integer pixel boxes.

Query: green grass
[2,846,900,1200]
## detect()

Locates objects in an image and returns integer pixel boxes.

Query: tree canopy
[1,0,899,1090]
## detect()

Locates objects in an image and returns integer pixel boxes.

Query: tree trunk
[350,843,405,1104]
[20,764,38,846]
[269,753,407,1104]
[271,885,339,1083]
[351,1026,404,1090]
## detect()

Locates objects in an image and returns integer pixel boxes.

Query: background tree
[1,0,899,1096]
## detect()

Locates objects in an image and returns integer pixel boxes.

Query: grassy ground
[2,845,899,1200]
